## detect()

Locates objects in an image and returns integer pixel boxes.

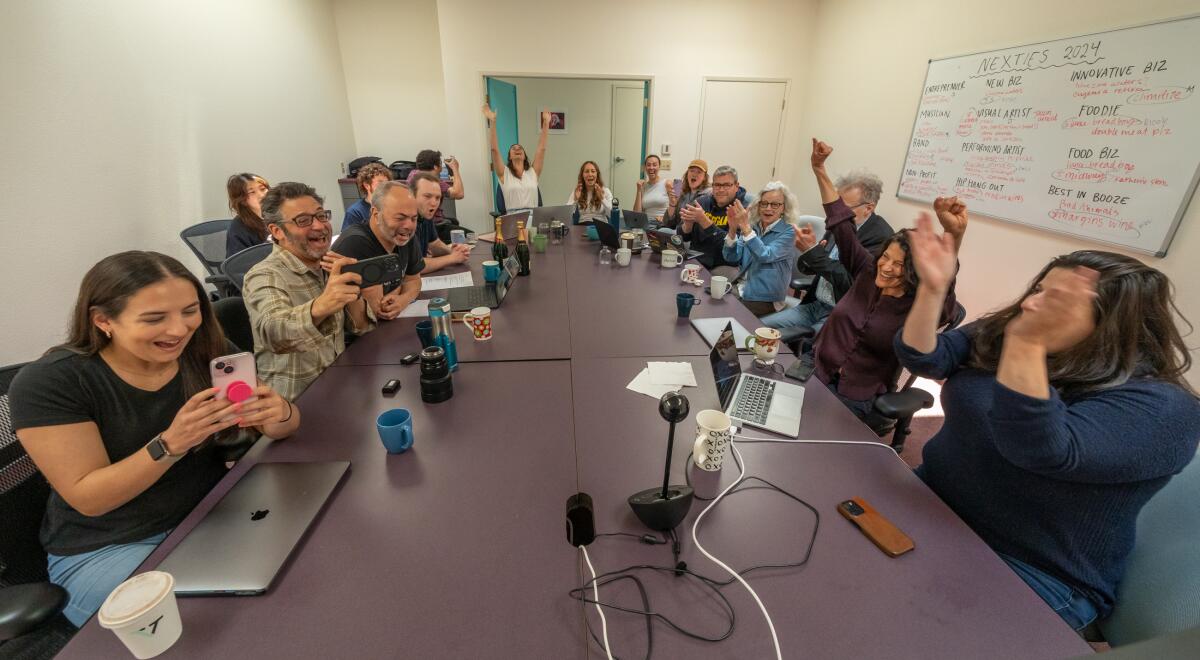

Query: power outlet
[661,158,672,170]
[339,162,347,176]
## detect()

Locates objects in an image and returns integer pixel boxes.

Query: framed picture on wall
[545,108,567,134]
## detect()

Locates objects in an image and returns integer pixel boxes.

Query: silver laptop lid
[158,461,349,595]
[691,317,754,353]
[707,323,743,410]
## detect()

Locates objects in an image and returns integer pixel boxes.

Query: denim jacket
[722,219,796,303]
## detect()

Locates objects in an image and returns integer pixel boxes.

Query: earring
[103,329,112,339]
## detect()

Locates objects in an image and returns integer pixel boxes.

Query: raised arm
[811,138,838,204]
[632,179,646,212]
[902,200,967,353]
[446,156,464,200]
[483,104,505,183]
[532,109,551,177]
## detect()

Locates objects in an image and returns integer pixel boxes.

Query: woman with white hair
[721,181,798,317]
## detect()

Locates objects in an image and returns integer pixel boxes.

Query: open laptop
[709,322,805,437]
[621,210,651,231]
[530,204,576,228]
[157,461,350,595]
[647,228,703,259]
[691,316,754,353]
[448,255,520,311]
[478,211,530,243]
[588,217,621,249]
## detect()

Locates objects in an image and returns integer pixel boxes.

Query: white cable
[690,441,783,660]
[580,545,615,660]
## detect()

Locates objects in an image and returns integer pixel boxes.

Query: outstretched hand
[908,212,958,294]
[727,200,749,232]
[795,224,818,252]
[932,196,969,245]
[541,108,552,129]
[1005,267,1100,348]
[811,138,832,169]
[482,104,496,122]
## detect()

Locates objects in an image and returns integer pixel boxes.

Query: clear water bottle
[428,297,459,372]
[598,246,613,265]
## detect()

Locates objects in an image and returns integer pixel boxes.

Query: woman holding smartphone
[662,159,711,228]
[9,251,299,626]
[632,154,669,221]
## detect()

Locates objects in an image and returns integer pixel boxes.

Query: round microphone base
[627,486,695,532]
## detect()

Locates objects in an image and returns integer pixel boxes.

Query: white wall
[798,0,1200,389]
[435,0,821,233]
[0,0,357,365]
[333,0,449,160]
[498,76,643,209]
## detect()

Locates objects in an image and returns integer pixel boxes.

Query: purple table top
[59,362,585,659]
[562,236,768,359]
[569,356,1092,659]
[336,241,572,365]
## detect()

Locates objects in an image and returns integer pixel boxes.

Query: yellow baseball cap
[687,159,708,173]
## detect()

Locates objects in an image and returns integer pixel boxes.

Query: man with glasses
[678,164,750,278]
[332,181,426,318]
[244,182,376,400]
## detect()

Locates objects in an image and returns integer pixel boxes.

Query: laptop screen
[708,323,742,409]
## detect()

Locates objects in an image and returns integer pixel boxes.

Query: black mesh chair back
[180,219,234,279]
[219,243,273,295]
[0,364,51,588]
[213,297,253,353]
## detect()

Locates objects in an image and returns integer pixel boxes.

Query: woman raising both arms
[897,215,1200,634]
[483,104,550,210]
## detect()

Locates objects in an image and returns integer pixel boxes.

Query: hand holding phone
[342,253,404,289]
[838,497,914,557]
[210,353,258,404]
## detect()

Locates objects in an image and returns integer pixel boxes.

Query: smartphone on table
[838,497,914,557]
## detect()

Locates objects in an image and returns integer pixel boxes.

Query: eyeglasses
[283,210,333,227]
[848,201,871,209]
[757,201,784,210]
[711,182,736,189]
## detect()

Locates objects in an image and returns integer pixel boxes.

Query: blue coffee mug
[415,320,434,348]
[676,293,701,318]
[585,225,599,241]
[482,260,501,283]
[377,408,415,453]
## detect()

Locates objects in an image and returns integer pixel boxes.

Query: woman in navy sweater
[897,213,1200,633]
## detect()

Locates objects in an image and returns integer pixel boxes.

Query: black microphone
[658,391,690,499]
[627,392,695,532]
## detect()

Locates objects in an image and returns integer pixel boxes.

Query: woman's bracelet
[279,399,294,423]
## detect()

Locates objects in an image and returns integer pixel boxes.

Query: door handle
[614,156,625,164]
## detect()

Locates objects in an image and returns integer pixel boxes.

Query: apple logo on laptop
[250,509,269,521]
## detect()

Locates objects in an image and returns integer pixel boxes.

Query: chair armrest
[778,325,815,344]
[0,583,69,641]
[205,274,231,285]
[791,275,814,291]
[873,388,934,420]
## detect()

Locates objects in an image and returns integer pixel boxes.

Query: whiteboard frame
[895,13,1200,258]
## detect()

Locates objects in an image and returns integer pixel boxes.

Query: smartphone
[838,497,914,557]
[342,253,404,289]
[209,353,258,404]
[672,178,683,197]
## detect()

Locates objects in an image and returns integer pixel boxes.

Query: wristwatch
[146,434,181,462]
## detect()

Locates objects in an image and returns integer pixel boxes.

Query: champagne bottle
[516,220,531,276]
[491,217,509,263]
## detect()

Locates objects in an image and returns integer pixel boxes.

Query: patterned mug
[744,327,781,365]
[462,306,493,341]
[692,409,733,471]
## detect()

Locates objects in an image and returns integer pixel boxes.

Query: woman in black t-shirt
[10,251,300,626]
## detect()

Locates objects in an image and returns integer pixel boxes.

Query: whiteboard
[897,15,1200,256]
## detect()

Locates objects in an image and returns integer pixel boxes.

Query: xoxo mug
[462,306,493,340]
[692,409,733,471]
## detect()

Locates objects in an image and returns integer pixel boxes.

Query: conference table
[59,226,1091,658]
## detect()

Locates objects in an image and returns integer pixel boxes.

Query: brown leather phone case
[838,497,914,557]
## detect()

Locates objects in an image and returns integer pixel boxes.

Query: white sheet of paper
[396,299,430,318]
[626,368,680,400]
[420,271,474,291]
[646,362,698,387]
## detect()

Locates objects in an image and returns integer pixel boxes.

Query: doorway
[483,75,650,212]
[697,79,788,191]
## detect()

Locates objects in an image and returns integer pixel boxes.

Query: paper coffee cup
[98,571,182,659]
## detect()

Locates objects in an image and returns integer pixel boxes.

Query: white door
[610,84,644,211]
[697,80,787,192]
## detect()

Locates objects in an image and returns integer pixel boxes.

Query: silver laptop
[709,323,804,437]
[530,204,576,227]
[157,461,350,595]
[691,317,754,353]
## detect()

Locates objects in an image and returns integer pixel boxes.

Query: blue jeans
[761,300,833,333]
[999,553,1100,632]
[47,532,168,627]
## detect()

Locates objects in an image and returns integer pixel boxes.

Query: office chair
[213,297,253,353]
[492,182,543,216]
[1100,454,1200,646]
[872,302,967,452]
[180,219,234,297]
[0,363,76,659]
[219,243,273,295]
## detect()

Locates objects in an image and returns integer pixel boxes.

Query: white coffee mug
[615,248,632,266]
[744,327,782,365]
[98,571,183,659]
[692,409,733,471]
[680,263,702,283]
[710,276,731,299]
[661,249,681,268]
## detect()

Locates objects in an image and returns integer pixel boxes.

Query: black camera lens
[224,366,235,374]
[215,362,225,370]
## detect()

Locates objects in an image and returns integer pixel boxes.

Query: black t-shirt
[8,349,231,555]
[332,223,425,293]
